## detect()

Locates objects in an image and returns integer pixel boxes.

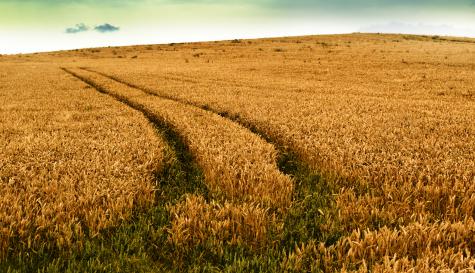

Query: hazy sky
[1,0,474,53]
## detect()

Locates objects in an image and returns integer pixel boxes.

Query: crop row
[0,63,164,259]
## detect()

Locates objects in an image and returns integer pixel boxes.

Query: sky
[0,0,474,54]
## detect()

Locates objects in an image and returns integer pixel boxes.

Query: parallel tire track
[62,66,299,253]
[62,67,210,201]
[72,67,342,248]
[80,67,302,168]
[62,67,293,211]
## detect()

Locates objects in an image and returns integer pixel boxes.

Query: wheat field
[1,33,475,272]
[0,63,164,260]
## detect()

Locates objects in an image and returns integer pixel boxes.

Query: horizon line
[2,32,475,56]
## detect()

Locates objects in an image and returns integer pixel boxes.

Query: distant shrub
[317,41,329,47]
[231,39,241,43]
[274,48,285,52]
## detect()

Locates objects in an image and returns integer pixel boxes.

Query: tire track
[80,67,290,156]
[61,67,209,202]
[79,67,321,186]
[75,67,343,248]
[62,66,299,254]
[62,67,293,210]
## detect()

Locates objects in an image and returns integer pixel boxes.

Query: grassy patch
[278,150,343,249]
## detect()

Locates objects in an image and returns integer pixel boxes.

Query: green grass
[278,151,343,250]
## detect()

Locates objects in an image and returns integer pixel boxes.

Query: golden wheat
[168,195,273,251]
[0,63,164,258]
[283,218,475,272]
[2,33,475,270]
[84,34,475,224]
[59,34,475,270]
